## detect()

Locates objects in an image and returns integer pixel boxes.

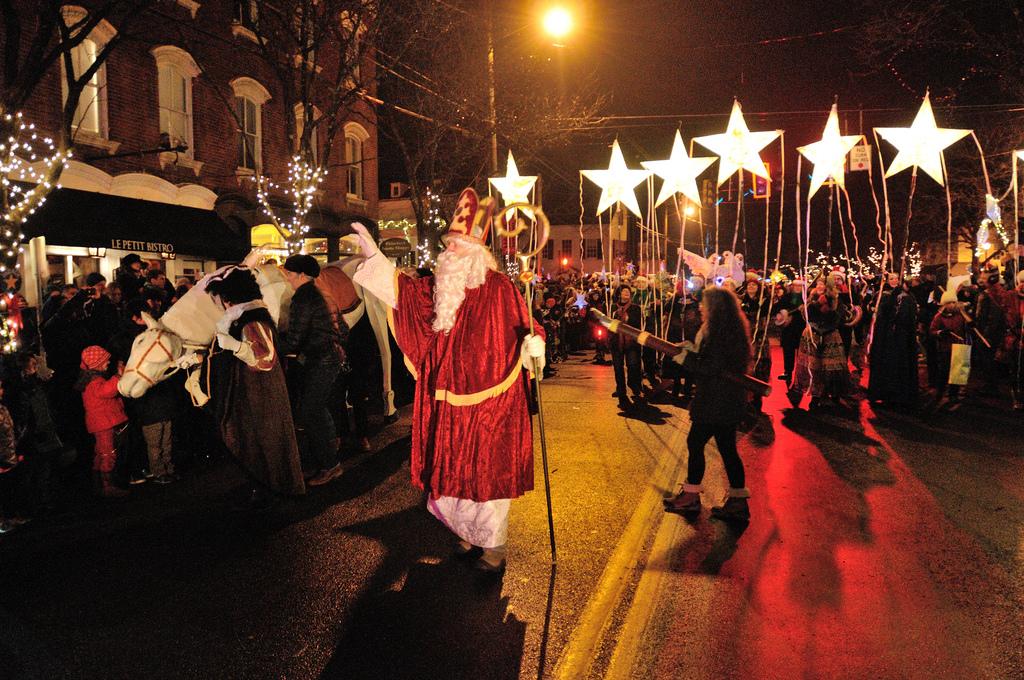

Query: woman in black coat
[663,286,753,521]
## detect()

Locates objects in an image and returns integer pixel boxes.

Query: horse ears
[141,312,160,330]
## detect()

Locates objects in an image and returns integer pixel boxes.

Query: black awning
[23,188,250,261]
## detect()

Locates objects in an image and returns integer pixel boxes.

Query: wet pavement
[1,347,1022,679]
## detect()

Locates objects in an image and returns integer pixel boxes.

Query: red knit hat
[80,345,111,371]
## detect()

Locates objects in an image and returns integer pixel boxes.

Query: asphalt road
[1,349,1022,680]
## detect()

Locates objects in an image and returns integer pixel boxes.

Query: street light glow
[542,7,573,40]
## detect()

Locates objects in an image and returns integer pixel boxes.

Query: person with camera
[82,273,120,347]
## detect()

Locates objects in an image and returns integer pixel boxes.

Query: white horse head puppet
[118,313,186,399]
[118,251,269,399]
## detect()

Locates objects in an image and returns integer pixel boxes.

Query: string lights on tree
[416,187,445,268]
[0,110,71,274]
[252,155,325,254]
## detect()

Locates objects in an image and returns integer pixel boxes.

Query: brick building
[13,0,378,303]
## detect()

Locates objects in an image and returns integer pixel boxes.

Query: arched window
[60,6,117,140]
[229,77,271,171]
[151,46,200,158]
[343,122,369,200]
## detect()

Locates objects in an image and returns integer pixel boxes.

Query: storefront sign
[380,237,412,258]
[109,239,175,254]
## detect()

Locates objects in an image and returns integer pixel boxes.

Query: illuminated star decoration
[693,100,780,187]
[875,92,971,185]
[489,150,537,219]
[581,139,652,217]
[641,130,716,206]
[797,104,864,199]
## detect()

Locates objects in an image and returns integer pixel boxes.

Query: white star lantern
[797,104,864,199]
[693,100,779,187]
[641,131,716,206]
[489,151,537,209]
[875,93,971,185]
[581,140,652,217]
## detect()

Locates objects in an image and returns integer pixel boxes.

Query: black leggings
[686,422,745,490]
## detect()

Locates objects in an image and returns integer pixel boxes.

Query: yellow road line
[553,412,689,680]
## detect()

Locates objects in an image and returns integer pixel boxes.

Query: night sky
[380,0,1006,266]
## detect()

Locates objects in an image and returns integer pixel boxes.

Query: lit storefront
[19,162,249,305]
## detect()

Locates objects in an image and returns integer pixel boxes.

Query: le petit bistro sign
[109,240,175,254]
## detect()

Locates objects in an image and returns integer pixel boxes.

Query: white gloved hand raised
[350,222,382,259]
[216,332,242,353]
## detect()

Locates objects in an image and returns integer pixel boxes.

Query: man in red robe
[351,188,544,573]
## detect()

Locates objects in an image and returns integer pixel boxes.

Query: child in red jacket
[77,346,128,498]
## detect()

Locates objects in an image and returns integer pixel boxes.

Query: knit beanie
[80,345,111,371]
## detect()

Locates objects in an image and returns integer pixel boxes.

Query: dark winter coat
[280,281,342,366]
[684,330,749,426]
[116,271,145,303]
[868,289,919,404]
[84,295,121,346]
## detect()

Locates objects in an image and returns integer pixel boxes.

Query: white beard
[432,243,497,333]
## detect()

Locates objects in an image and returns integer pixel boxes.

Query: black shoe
[617,398,632,410]
[710,497,750,522]
[453,541,484,561]
[778,374,791,382]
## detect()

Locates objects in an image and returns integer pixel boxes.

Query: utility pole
[486,0,499,175]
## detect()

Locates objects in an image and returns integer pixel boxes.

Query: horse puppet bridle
[123,329,183,388]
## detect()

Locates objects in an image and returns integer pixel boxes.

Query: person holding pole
[350,188,545,575]
[663,286,753,521]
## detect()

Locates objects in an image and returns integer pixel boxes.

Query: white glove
[521,334,546,377]
[217,332,242,353]
[351,222,382,259]
[175,351,203,369]
[524,333,545,358]
[670,342,694,365]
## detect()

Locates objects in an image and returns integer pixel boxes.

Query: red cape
[390,269,537,502]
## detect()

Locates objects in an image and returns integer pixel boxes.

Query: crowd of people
[0,253,378,531]
[2,231,1022,544]
[531,256,1024,418]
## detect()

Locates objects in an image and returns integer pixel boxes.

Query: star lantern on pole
[641,131,717,206]
[874,92,971,185]
[489,151,538,219]
[581,139,651,217]
[797,103,864,199]
[693,100,779,187]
